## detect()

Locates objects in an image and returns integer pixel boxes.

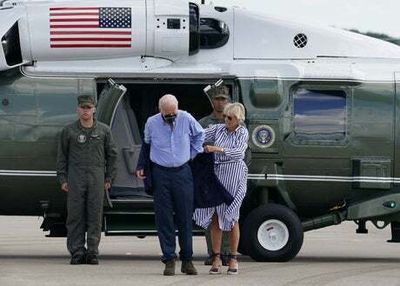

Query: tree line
[349,29,400,46]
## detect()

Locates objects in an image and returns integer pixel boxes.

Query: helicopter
[1,0,400,262]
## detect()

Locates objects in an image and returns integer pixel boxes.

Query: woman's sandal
[227,254,239,275]
[209,252,222,275]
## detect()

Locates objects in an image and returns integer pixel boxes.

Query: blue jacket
[190,153,234,208]
[136,143,153,195]
[136,144,233,208]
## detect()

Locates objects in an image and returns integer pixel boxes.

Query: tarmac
[0,216,400,286]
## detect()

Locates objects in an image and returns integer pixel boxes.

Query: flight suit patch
[77,134,87,144]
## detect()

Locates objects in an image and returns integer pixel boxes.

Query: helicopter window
[35,80,79,125]
[293,88,347,142]
[2,21,23,66]
[0,71,81,141]
[200,18,229,49]
[249,80,282,108]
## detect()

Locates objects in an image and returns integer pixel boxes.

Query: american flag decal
[49,7,132,48]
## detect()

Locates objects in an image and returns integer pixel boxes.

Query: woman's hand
[204,145,224,153]
[104,182,111,192]
[135,169,146,180]
[61,182,69,192]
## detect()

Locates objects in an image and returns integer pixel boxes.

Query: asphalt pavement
[0,216,399,286]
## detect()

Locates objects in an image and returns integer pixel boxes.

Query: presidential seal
[252,125,275,148]
[77,134,87,144]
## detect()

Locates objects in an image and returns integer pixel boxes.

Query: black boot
[163,260,176,276]
[181,260,198,275]
[70,254,86,265]
[86,254,99,265]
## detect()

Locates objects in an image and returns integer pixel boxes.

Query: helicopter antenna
[203,79,224,105]
[203,79,224,95]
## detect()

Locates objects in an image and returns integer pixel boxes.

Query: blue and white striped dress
[193,124,248,231]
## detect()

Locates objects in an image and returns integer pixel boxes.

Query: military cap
[77,95,95,107]
[209,85,230,99]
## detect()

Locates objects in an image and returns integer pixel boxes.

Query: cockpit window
[293,88,347,143]
[2,22,22,66]
[200,18,229,49]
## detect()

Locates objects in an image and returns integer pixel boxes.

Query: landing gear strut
[355,219,368,234]
[387,222,400,243]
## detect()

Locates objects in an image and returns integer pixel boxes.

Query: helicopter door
[96,79,146,199]
[96,79,127,125]
[96,79,155,235]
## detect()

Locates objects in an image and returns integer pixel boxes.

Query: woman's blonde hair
[224,102,245,122]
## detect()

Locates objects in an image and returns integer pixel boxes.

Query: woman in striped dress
[193,102,248,275]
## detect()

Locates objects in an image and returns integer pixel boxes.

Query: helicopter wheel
[241,203,303,262]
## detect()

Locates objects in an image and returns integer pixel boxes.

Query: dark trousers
[66,167,104,256]
[152,162,194,262]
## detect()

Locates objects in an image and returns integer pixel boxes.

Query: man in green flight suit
[57,95,117,265]
[199,84,231,266]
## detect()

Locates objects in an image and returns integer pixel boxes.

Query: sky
[196,0,400,38]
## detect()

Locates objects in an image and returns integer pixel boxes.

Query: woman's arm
[222,127,249,160]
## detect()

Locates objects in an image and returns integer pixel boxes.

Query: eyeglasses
[223,114,234,121]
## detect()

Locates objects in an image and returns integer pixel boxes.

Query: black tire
[241,204,303,262]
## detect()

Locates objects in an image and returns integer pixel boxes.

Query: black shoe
[86,254,99,265]
[227,254,239,275]
[70,254,86,265]
[181,260,198,275]
[163,260,176,276]
[208,253,222,275]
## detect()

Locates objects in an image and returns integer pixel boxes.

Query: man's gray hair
[159,94,179,111]
[224,102,245,122]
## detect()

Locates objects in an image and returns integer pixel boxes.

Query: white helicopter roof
[230,8,400,60]
[0,0,399,81]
